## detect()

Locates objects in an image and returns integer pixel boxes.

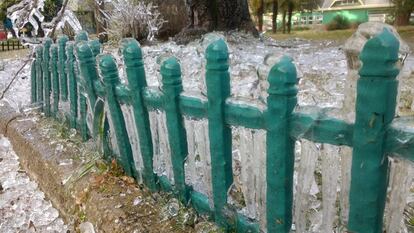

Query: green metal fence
[30,30,414,233]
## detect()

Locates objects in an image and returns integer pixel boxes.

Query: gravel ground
[0,135,69,233]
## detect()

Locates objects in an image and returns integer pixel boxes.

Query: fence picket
[58,35,69,101]
[348,29,400,233]
[205,39,233,229]
[97,54,137,179]
[121,38,157,191]
[35,46,43,107]
[42,38,52,116]
[66,42,78,129]
[50,45,59,118]
[160,57,190,202]
[31,58,37,104]
[265,56,298,232]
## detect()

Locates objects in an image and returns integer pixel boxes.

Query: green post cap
[57,35,69,45]
[43,38,53,48]
[66,42,74,54]
[76,41,94,61]
[36,46,43,56]
[268,56,298,96]
[160,57,182,86]
[359,28,400,78]
[98,54,119,84]
[75,30,89,42]
[121,38,143,66]
[88,39,101,57]
[205,39,229,70]
[50,44,58,58]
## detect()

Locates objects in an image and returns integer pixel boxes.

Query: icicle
[386,158,414,233]
[104,102,119,156]
[239,128,267,230]
[184,119,212,203]
[294,140,319,232]
[149,110,174,184]
[121,104,144,184]
[321,144,341,232]
[339,146,352,228]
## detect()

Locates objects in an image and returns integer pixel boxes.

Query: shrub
[326,14,351,31]
[103,0,166,42]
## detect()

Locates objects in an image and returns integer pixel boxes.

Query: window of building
[331,0,361,7]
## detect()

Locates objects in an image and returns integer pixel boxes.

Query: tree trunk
[176,0,258,43]
[272,0,278,33]
[257,0,265,32]
[282,9,286,34]
[394,11,411,26]
[287,1,293,33]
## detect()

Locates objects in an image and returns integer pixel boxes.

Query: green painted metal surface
[35,46,43,104]
[57,35,69,101]
[75,31,89,42]
[121,38,156,191]
[79,94,89,141]
[42,38,52,116]
[30,60,37,104]
[97,54,137,179]
[205,39,233,229]
[160,57,190,202]
[50,45,59,118]
[348,29,400,233]
[65,42,78,129]
[265,56,297,232]
[75,41,98,108]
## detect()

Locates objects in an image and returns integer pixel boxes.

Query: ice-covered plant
[101,0,166,42]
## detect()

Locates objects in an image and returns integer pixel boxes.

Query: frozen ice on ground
[0,135,68,232]
[0,55,32,111]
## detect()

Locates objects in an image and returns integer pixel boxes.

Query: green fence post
[79,94,89,141]
[31,58,37,103]
[98,54,136,178]
[42,38,52,116]
[160,57,190,202]
[348,29,400,233]
[75,31,89,42]
[74,32,89,139]
[75,41,98,110]
[58,35,69,101]
[66,42,78,129]
[50,44,59,118]
[205,39,233,228]
[88,39,101,57]
[121,38,156,191]
[265,56,297,233]
[35,46,43,106]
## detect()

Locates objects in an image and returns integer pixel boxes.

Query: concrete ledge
[0,103,211,233]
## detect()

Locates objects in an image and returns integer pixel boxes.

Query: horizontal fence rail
[29,29,414,233]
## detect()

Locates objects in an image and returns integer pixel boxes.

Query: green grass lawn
[266,26,414,50]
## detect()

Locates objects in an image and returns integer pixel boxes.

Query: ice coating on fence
[121,104,144,184]
[27,27,414,232]
[149,110,174,184]
[184,119,213,204]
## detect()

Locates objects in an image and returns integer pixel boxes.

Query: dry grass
[267,26,414,50]
[0,49,31,60]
